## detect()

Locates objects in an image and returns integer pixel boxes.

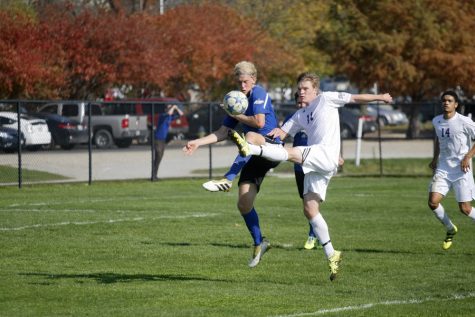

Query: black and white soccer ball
[223,90,248,115]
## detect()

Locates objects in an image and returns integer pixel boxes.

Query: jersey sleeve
[281,112,302,137]
[462,115,475,138]
[250,87,270,115]
[222,115,238,129]
[323,91,352,108]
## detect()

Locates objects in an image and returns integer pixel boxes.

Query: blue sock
[224,155,250,181]
[242,208,262,246]
[308,223,316,237]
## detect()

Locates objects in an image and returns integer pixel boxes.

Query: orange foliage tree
[0,10,63,99]
[316,0,475,137]
[37,4,174,99]
[1,2,300,100]
[155,3,301,100]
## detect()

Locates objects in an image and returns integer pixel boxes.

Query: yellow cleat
[328,250,342,281]
[442,225,458,250]
[304,236,317,250]
[228,129,250,157]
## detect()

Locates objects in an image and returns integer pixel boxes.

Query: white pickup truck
[38,102,148,149]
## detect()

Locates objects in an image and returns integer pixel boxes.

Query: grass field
[1,176,474,316]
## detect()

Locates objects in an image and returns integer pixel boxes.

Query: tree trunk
[406,103,421,139]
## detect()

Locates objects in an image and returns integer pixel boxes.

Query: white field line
[0,212,218,232]
[270,292,475,317]
[5,196,164,208]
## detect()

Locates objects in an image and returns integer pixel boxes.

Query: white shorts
[429,170,475,202]
[303,171,332,201]
[297,145,338,176]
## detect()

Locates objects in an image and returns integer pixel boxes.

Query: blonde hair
[234,61,257,79]
[297,72,320,90]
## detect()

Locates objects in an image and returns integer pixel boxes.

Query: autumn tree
[153,2,302,100]
[36,4,175,99]
[213,0,332,80]
[0,8,63,99]
[316,0,475,137]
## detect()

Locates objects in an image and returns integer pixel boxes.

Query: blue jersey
[223,85,278,136]
[154,113,179,140]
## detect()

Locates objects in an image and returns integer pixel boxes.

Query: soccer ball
[223,90,248,115]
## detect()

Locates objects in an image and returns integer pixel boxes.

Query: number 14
[441,128,450,137]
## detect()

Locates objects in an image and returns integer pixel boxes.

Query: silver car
[366,104,409,126]
[0,112,51,150]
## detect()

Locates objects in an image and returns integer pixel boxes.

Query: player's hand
[382,93,393,104]
[267,128,286,140]
[338,156,345,166]
[183,141,199,155]
[461,156,471,173]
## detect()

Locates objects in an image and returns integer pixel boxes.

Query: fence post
[87,102,92,185]
[17,101,22,189]
[208,103,213,180]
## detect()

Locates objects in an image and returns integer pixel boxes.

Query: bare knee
[459,202,472,216]
[428,200,439,210]
[428,192,443,210]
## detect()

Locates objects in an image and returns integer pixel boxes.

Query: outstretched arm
[183,125,229,155]
[351,93,393,104]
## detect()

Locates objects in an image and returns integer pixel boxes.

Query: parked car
[0,112,51,150]
[366,104,409,126]
[339,106,378,139]
[32,113,89,150]
[0,126,25,153]
[38,102,148,149]
[186,104,226,139]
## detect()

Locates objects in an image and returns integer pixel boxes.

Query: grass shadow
[20,272,228,284]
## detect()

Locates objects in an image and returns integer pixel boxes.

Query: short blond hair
[297,72,320,90]
[234,61,257,79]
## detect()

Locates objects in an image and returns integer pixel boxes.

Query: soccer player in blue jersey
[183,61,279,267]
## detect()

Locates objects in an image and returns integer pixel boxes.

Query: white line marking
[270,292,475,317]
[0,213,218,231]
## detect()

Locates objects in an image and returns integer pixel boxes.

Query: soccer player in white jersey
[428,90,475,250]
[229,72,392,281]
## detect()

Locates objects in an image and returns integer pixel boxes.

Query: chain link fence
[1,99,474,187]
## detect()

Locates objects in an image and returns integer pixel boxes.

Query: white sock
[468,207,475,222]
[249,143,288,161]
[309,213,335,258]
[432,204,455,230]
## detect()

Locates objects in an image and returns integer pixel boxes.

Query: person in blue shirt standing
[183,61,279,268]
[153,104,184,181]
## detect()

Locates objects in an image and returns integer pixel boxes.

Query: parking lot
[0,138,434,183]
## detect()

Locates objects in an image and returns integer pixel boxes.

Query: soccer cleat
[304,236,317,250]
[328,250,342,281]
[442,225,458,250]
[202,178,233,192]
[228,129,250,157]
[248,239,270,268]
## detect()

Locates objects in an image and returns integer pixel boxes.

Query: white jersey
[432,112,475,180]
[281,91,352,169]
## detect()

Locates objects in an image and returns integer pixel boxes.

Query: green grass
[0,165,69,183]
[0,177,474,316]
[196,158,434,177]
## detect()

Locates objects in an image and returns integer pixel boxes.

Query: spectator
[153,104,184,181]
